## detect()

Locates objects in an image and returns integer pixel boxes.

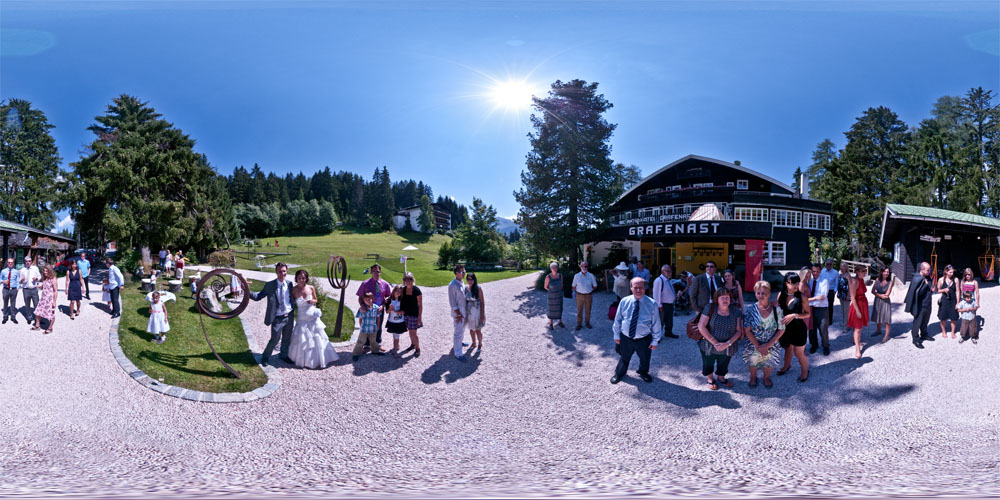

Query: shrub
[308,276,328,311]
[208,249,236,268]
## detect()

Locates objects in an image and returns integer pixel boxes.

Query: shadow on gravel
[351,350,413,376]
[420,349,482,384]
[513,287,547,319]
[625,377,741,411]
[724,357,917,424]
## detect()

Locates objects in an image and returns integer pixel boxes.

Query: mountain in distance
[494,216,521,235]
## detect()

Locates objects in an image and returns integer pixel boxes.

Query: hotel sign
[609,221,773,240]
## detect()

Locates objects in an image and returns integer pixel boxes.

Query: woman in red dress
[847,266,870,358]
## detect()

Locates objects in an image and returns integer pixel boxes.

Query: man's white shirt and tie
[652,264,680,339]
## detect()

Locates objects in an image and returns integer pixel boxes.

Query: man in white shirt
[651,264,680,339]
[571,262,598,330]
[106,257,126,318]
[807,262,831,355]
[19,256,41,323]
[819,258,840,327]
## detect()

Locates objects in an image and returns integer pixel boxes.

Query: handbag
[686,303,716,340]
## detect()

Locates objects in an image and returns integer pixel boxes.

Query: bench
[366,253,381,260]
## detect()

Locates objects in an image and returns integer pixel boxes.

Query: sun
[490,79,535,111]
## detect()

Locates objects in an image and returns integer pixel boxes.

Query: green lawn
[118,283,267,393]
[233,228,534,287]
[246,279,355,342]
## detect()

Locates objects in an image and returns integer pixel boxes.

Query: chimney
[733,160,741,166]
[800,172,810,199]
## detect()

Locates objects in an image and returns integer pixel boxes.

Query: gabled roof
[0,218,76,243]
[879,203,1000,247]
[614,154,795,206]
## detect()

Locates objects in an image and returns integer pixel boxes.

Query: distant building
[591,155,833,290]
[393,203,451,233]
[879,204,1000,283]
[0,218,77,267]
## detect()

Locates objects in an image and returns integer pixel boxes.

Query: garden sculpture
[327,255,350,337]
[195,268,250,379]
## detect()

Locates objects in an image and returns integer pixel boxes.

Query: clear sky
[2,0,998,231]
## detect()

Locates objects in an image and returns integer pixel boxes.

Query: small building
[393,203,451,233]
[592,155,833,289]
[879,204,1000,283]
[0,219,77,267]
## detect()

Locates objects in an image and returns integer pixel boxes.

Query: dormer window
[737,179,749,190]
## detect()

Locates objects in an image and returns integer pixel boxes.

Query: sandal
[797,375,808,383]
[717,377,734,388]
[748,379,758,388]
[777,367,790,376]
[30,326,39,331]
[881,336,889,344]
[763,379,773,389]
[43,329,51,335]
[707,381,719,390]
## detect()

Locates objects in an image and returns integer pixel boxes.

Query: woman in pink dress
[846,266,870,358]
[31,266,58,334]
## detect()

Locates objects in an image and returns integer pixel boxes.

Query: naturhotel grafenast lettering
[629,222,722,237]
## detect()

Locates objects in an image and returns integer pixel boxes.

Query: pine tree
[418,194,435,232]
[514,79,625,266]
[0,99,64,229]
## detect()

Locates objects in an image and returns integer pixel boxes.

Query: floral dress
[742,302,784,368]
[36,280,56,321]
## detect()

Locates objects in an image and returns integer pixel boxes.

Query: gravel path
[1,271,998,498]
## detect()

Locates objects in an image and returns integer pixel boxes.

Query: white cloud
[54,215,74,232]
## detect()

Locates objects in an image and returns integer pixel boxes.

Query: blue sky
[2,0,998,231]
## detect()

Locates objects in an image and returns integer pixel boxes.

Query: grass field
[246,279,355,342]
[233,229,534,287]
[118,284,267,393]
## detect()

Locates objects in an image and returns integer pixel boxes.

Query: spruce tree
[0,99,64,229]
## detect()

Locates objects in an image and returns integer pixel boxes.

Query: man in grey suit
[688,260,724,316]
[249,262,296,366]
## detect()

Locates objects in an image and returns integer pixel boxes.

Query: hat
[615,262,629,271]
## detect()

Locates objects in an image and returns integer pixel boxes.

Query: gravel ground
[1,270,998,498]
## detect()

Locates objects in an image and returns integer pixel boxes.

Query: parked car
[55,253,98,273]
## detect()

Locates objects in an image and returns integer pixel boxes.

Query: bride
[288,269,339,369]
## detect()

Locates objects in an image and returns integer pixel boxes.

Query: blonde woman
[847,266,870,359]
[742,280,785,389]
[32,266,58,334]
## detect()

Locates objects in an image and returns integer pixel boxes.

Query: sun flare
[490,80,536,111]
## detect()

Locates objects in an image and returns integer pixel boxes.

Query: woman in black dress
[65,260,83,320]
[777,271,811,382]
[937,264,959,339]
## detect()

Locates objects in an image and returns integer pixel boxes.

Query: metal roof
[0,218,76,243]
[879,204,1000,247]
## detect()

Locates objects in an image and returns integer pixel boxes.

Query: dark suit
[249,278,296,361]
[689,273,724,314]
[904,274,932,343]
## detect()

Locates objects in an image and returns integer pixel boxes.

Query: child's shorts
[960,318,979,339]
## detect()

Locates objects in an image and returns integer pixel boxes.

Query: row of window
[646,179,751,193]
[732,208,830,230]
[763,241,785,266]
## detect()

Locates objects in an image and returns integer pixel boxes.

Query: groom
[249,262,296,366]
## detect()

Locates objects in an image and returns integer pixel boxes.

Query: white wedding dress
[288,297,339,369]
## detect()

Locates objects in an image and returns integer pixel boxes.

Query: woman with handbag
[696,288,743,390]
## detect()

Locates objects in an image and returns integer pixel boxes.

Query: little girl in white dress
[147,291,170,344]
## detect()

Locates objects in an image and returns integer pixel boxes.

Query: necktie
[709,277,715,297]
[628,301,640,338]
[811,279,817,296]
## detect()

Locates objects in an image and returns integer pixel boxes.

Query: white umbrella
[401,245,418,273]
[402,245,418,251]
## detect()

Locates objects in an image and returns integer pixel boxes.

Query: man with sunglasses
[689,260,724,317]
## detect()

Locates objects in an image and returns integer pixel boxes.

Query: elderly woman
[742,280,785,389]
[544,262,565,329]
[697,288,743,390]
[612,262,631,299]
[777,272,811,382]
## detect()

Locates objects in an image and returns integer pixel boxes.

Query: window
[692,182,714,188]
[737,179,749,190]
[726,182,734,187]
[771,209,801,228]
[803,212,831,230]
[763,241,786,266]
[894,242,901,263]
[671,185,681,191]
[733,207,768,222]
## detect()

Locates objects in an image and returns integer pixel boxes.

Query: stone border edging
[107,305,281,404]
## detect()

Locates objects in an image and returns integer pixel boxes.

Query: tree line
[806,87,999,255]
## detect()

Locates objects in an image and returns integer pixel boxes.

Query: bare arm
[417,294,423,321]
[544,275,550,291]
[849,277,861,318]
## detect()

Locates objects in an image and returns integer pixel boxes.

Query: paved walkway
[1,271,997,497]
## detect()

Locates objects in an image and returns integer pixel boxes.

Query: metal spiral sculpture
[195,268,251,379]
[327,256,350,336]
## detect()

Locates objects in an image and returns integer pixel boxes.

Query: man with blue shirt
[2,258,19,324]
[106,257,125,318]
[611,277,663,384]
[78,252,91,300]
[820,258,840,327]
